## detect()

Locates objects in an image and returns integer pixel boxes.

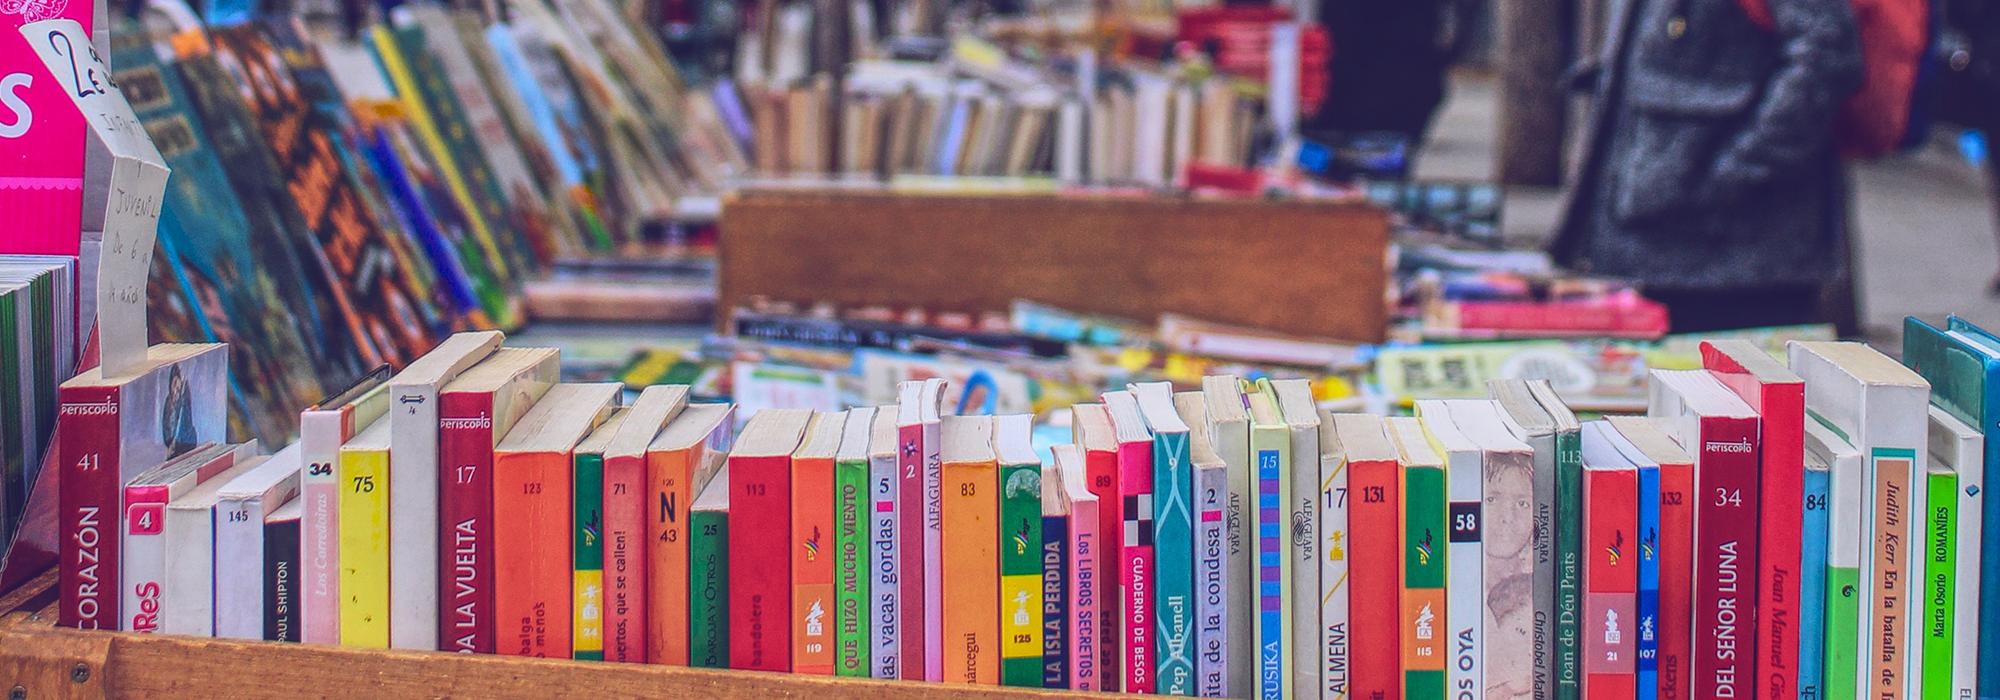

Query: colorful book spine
[870,427,901,679]
[1945,317,2000,700]
[646,425,728,666]
[1635,461,1662,700]
[122,481,173,634]
[493,449,574,658]
[1001,459,1045,686]
[1689,420,1760,700]
[1043,513,1070,689]
[439,394,498,653]
[1069,485,1102,691]
[690,477,730,669]
[1352,452,1403,698]
[794,447,837,676]
[1252,417,1287,700]
[1154,428,1195,695]
[1083,434,1123,688]
[836,449,871,677]
[1583,465,1638,700]
[1701,347,1805,700]
[1404,456,1448,700]
[1657,456,1696,700]
[1921,468,1957,699]
[1119,437,1157,693]
[574,452,606,661]
[1865,447,1915,699]
[338,440,392,648]
[1796,465,1829,700]
[602,450,647,663]
[942,451,999,683]
[1556,427,1583,700]
[731,451,794,672]
[301,406,352,644]
[1196,461,1228,697]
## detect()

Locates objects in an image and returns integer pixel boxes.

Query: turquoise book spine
[1153,429,1195,695]
[1798,464,1831,700]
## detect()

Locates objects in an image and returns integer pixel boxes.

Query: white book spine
[1950,443,1982,699]
[161,505,215,636]
[870,447,900,678]
[1319,451,1350,699]
[922,417,943,681]
[1287,424,1318,700]
[1217,418,1255,700]
[1055,100,1083,184]
[213,495,266,639]
[299,411,342,644]
[1447,448,1483,699]
[120,493,168,633]
[1195,463,1229,697]
[388,383,441,650]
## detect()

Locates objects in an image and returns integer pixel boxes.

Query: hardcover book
[1789,341,1930,699]
[1175,391,1230,697]
[1132,382,1195,694]
[1449,400,1539,700]
[438,348,560,653]
[1102,390,1156,693]
[597,386,688,663]
[792,412,847,676]
[1389,416,1449,700]
[1271,379,1324,700]
[835,407,876,678]
[60,343,228,630]
[941,415,1000,684]
[1416,400,1485,700]
[645,401,732,665]
[1245,383,1289,700]
[1051,443,1103,690]
[690,465,732,668]
[572,409,633,661]
[1201,375,1255,700]
[728,408,813,672]
[1805,419,1863,700]
[163,453,274,637]
[339,421,395,648]
[995,414,1046,687]
[1579,422,1639,700]
[1072,402,1125,689]
[1336,413,1403,699]
[492,383,621,658]
[1647,370,1762,700]
[119,442,255,633]
[213,444,301,641]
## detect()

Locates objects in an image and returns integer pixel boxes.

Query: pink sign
[0,0,89,256]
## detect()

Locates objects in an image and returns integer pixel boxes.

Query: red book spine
[438,392,496,653]
[1349,457,1402,699]
[1689,417,1760,700]
[1656,460,1696,700]
[493,450,572,658]
[1584,467,1639,700]
[730,453,793,672]
[1082,442,1123,690]
[1117,440,1154,694]
[58,385,121,630]
[1702,351,1803,700]
[896,422,924,679]
[602,452,648,663]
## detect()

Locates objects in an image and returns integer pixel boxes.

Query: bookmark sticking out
[20,18,170,377]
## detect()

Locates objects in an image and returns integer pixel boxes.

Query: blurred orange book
[940,416,1000,684]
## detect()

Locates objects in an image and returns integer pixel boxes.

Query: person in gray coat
[1551,0,1863,332]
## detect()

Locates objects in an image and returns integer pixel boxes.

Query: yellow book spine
[369,25,512,280]
[338,445,392,648]
[942,459,1000,684]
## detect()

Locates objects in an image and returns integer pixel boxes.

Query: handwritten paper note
[20,19,170,377]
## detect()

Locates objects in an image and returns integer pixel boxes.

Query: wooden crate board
[720,190,1391,343]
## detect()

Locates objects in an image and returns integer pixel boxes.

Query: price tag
[21,19,170,377]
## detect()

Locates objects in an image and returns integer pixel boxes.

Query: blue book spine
[1799,464,1831,700]
[1943,315,2000,700]
[1635,462,1661,700]
[1153,430,1195,695]
[1256,447,1284,700]
[1042,515,1069,688]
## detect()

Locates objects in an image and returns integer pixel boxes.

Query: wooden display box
[0,568,1066,698]
[720,190,1392,343]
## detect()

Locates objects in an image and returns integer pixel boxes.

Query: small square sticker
[127,503,163,535]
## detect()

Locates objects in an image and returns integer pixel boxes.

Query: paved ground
[1415,72,2000,347]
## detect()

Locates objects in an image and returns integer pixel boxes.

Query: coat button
[1667,17,1687,39]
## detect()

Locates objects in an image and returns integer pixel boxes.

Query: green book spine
[835,455,871,678]
[1824,566,1861,699]
[1554,428,1582,700]
[0,294,20,521]
[573,453,605,661]
[1403,464,1448,700]
[1922,470,1958,698]
[999,461,1045,687]
[690,504,730,668]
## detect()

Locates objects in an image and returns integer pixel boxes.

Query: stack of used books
[50,315,2000,700]
[0,256,76,546]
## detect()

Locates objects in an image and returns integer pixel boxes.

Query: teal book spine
[1939,315,2000,699]
[1154,429,1196,695]
[1555,427,1583,700]
[835,455,871,677]
[1797,465,1830,700]
[1000,460,1045,686]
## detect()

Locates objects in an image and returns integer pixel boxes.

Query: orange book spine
[647,446,696,665]
[793,453,838,675]
[494,450,573,658]
[942,458,1000,684]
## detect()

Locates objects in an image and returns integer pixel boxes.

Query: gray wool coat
[1551,0,1864,290]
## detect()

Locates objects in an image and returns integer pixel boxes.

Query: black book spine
[264,517,300,642]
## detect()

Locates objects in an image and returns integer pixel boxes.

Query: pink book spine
[1071,496,1101,691]
[602,453,648,663]
[299,409,350,645]
[1118,440,1156,694]
[920,418,943,681]
[897,421,925,680]
[0,3,92,256]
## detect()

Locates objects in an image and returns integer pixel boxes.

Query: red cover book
[1349,438,1404,699]
[1583,448,1639,700]
[1102,392,1155,694]
[894,380,943,680]
[1607,418,1698,700]
[598,385,688,663]
[1649,371,1761,700]
[729,409,813,673]
[1699,340,1803,700]
[58,344,228,630]
[491,384,620,658]
[1071,403,1125,691]
[437,348,558,653]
